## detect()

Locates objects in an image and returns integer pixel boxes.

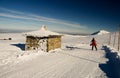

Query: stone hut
[24,26,62,52]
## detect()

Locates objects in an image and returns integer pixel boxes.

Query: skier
[90,38,97,51]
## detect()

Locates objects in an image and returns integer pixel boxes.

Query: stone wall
[25,36,39,50]
[47,36,61,51]
[25,36,61,52]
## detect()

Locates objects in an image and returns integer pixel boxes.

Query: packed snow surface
[0,32,113,78]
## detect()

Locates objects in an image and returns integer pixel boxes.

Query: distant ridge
[91,30,110,35]
[0,29,32,33]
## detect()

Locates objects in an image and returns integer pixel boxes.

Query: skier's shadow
[65,46,77,50]
[65,46,90,50]
[11,43,25,51]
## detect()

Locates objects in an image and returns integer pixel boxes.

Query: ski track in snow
[0,49,107,78]
[0,33,109,78]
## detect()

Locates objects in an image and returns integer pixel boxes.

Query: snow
[0,32,119,78]
[102,45,120,78]
[24,26,61,37]
[92,30,110,35]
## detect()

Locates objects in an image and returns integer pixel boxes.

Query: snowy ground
[0,33,117,78]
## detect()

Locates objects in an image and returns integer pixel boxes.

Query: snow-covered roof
[24,26,61,37]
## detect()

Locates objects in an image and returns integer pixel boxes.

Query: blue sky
[0,0,120,34]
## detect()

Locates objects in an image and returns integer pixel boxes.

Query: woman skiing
[90,38,97,51]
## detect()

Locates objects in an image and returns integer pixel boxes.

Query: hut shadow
[11,43,25,51]
[99,46,118,78]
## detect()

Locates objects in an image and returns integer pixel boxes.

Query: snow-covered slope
[91,30,110,35]
[0,32,119,78]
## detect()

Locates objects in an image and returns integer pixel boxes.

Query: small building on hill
[24,26,62,52]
